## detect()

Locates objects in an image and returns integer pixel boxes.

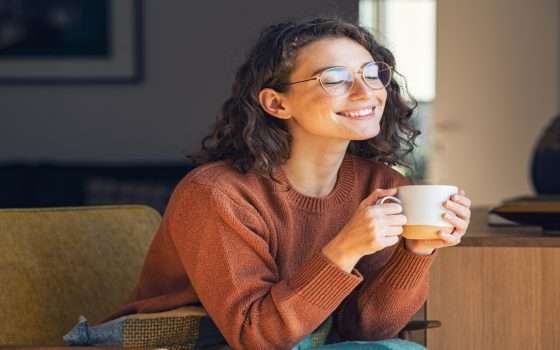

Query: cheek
[298,94,336,116]
[376,90,389,114]
[378,89,388,105]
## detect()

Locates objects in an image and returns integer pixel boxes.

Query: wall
[431,0,559,205]
[2,0,558,207]
[0,1,357,162]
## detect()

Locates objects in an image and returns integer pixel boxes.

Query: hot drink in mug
[376,185,458,240]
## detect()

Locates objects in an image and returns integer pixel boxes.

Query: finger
[442,212,469,231]
[451,193,472,208]
[438,230,461,245]
[452,228,466,238]
[359,188,397,208]
[378,203,403,215]
[443,200,471,220]
[383,235,400,247]
[385,213,407,226]
[383,225,404,236]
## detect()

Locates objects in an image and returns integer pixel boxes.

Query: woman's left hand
[404,189,472,256]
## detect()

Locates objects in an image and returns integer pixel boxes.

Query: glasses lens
[363,62,391,89]
[319,67,353,96]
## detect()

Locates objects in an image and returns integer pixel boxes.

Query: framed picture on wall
[0,0,143,84]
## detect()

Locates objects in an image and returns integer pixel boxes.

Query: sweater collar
[273,154,355,213]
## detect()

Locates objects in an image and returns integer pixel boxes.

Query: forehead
[291,37,374,75]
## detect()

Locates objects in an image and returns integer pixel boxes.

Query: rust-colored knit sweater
[113,154,435,349]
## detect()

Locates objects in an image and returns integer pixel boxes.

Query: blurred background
[0,0,558,211]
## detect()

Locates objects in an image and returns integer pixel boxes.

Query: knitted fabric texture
[109,154,435,350]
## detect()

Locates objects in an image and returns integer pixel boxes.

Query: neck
[281,138,349,198]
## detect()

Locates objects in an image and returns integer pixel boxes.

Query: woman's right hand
[321,188,406,273]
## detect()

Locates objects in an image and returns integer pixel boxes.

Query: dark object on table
[489,196,560,235]
[531,114,560,195]
[0,162,195,213]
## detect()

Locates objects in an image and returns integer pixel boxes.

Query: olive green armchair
[0,205,437,347]
[0,205,161,346]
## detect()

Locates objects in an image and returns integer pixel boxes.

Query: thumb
[359,188,398,209]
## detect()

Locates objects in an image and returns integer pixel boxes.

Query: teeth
[338,107,374,118]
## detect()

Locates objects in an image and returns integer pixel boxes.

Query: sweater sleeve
[333,242,434,340]
[167,181,363,350]
[333,171,435,340]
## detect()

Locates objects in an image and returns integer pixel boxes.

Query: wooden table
[426,207,560,349]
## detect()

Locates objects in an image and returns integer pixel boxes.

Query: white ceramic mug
[376,185,458,240]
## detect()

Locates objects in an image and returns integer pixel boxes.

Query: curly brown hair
[189,17,420,178]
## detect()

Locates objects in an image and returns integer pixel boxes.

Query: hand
[322,188,406,272]
[405,189,472,256]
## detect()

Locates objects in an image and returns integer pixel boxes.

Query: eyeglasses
[285,61,392,96]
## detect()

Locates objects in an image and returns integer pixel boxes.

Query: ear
[258,88,292,120]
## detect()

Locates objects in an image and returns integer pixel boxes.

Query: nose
[348,73,376,100]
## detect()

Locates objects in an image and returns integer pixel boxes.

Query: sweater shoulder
[350,155,411,188]
[164,161,270,234]
[184,161,265,189]
[173,161,271,208]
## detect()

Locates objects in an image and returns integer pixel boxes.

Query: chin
[352,134,379,141]
[349,126,381,141]
[336,114,382,140]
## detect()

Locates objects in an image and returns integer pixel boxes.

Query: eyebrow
[309,65,342,76]
[309,61,374,76]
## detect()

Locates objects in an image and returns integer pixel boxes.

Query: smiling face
[281,37,388,144]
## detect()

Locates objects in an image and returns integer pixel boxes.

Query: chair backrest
[0,205,161,346]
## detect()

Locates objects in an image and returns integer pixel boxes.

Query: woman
[114,17,471,349]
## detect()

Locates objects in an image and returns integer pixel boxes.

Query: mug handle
[375,195,401,205]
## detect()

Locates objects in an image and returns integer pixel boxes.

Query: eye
[364,64,380,81]
[323,80,345,86]
[321,68,351,85]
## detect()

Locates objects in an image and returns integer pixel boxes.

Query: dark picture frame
[0,0,143,84]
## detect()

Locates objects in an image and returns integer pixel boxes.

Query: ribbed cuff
[288,253,363,311]
[376,241,435,289]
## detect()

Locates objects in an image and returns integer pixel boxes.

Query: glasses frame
[285,61,393,96]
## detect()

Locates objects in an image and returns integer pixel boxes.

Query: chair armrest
[403,320,441,331]
[398,320,442,340]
